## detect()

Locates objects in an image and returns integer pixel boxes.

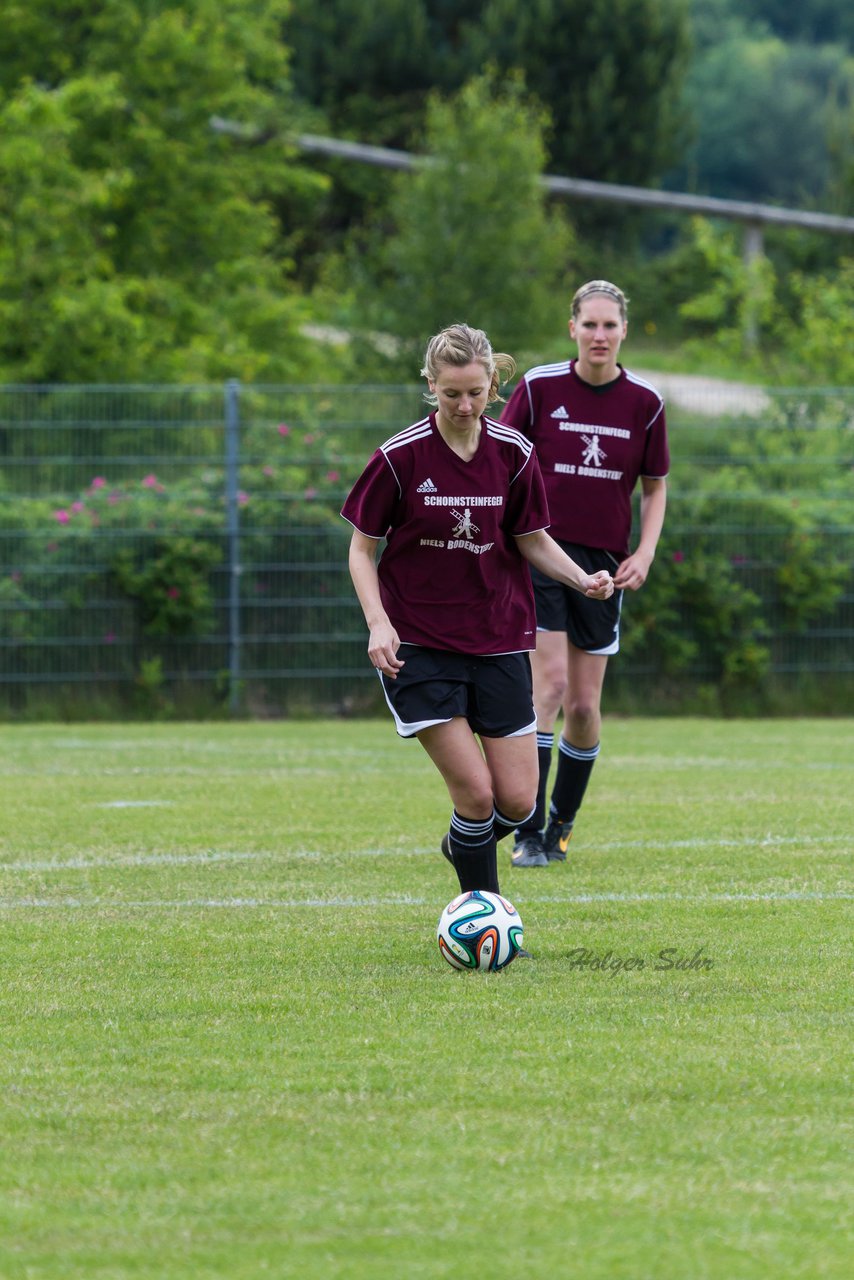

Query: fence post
[742,222,765,351]
[224,379,242,713]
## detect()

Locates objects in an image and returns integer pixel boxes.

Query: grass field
[0,718,851,1279]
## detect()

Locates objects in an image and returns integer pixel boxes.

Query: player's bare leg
[418,718,500,892]
[418,717,494,817]
[563,645,607,749]
[479,730,538,825]
[531,629,570,730]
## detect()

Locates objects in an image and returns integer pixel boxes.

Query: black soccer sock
[448,810,500,895]
[493,803,534,843]
[516,732,553,837]
[549,738,600,825]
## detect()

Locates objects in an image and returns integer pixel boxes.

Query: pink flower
[672,551,685,563]
[303,434,315,445]
[325,470,340,483]
[104,631,116,644]
[54,509,70,524]
[304,487,318,501]
[167,587,181,599]
[108,493,121,506]
[89,476,107,490]
[263,465,274,477]
[237,490,250,506]
[71,501,85,514]
[277,424,291,437]
[142,474,159,488]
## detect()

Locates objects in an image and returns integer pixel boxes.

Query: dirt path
[304,326,772,417]
[633,368,770,417]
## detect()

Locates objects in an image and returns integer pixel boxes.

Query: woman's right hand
[583,570,614,600]
[368,621,404,678]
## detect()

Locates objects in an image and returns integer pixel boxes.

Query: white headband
[575,283,623,305]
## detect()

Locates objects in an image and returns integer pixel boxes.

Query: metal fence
[1,381,852,718]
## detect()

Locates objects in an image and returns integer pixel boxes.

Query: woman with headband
[500,281,670,867]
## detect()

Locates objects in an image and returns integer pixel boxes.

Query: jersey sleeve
[504,446,550,536]
[499,378,533,435]
[641,402,670,478]
[340,450,399,538]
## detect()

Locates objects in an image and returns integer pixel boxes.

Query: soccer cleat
[515,947,534,960]
[543,817,573,861]
[440,833,454,866]
[510,834,548,868]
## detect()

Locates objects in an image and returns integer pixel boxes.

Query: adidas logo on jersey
[550,405,569,420]
[416,477,438,493]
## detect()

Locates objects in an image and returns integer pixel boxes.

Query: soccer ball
[436,890,524,971]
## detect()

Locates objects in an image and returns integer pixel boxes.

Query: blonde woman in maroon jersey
[342,323,613,907]
[501,281,669,867]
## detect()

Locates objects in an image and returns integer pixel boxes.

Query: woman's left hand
[613,549,653,592]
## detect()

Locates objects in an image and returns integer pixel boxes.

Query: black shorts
[379,645,536,739]
[532,541,623,654]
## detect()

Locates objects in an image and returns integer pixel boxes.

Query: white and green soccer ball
[437,890,523,971]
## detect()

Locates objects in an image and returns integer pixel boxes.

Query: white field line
[3,759,851,777]
[0,833,847,873]
[365,834,850,857]
[0,850,278,872]
[442,833,850,855]
[94,800,174,809]
[3,756,851,782]
[261,833,850,858]
[0,890,850,911]
[0,891,851,911]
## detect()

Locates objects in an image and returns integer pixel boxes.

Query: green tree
[674,31,854,204]
[287,0,691,264]
[672,214,854,380]
[740,0,854,47]
[0,0,329,383]
[470,0,691,187]
[677,217,780,357]
[289,0,691,186]
[284,0,496,283]
[287,0,459,144]
[365,75,574,366]
[791,257,854,382]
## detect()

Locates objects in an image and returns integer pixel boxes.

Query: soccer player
[341,323,614,897]
[500,281,670,867]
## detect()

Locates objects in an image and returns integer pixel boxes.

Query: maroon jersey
[341,413,550,655]
[501,360,669,557]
